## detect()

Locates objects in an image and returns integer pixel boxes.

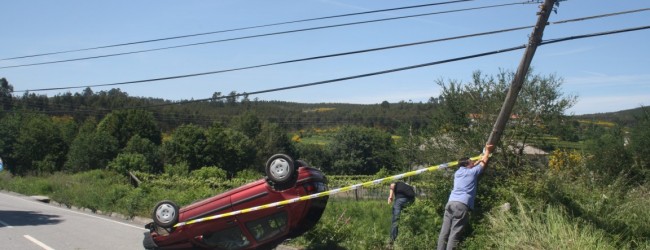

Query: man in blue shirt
[437,145,494,250]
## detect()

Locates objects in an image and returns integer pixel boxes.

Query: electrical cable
[0,1,531,70]
[11,25,533,93]
[113,25,650,110]
[10,25,649,115]
[11,7,649,93]
[0,0,475,61]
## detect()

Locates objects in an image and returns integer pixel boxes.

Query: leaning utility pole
[486,0,556,146]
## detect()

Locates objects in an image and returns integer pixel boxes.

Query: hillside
[574,106,649,127]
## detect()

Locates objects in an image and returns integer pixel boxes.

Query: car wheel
[152,200,179,228]
[265,154,297,191]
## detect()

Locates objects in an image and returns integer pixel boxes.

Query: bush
[164,162,189,176]
[191,166,227,180]
[108,153,152,174]
[397,199,444,249]
[235,168,263,180]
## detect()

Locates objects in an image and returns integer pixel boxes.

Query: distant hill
[9,88,439,132]
[574,106,648,127]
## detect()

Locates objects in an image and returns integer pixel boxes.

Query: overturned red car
[143,154,328,250]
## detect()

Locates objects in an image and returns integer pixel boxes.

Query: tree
[0,78,13,113]
[205,122,257,174]
[253,122,297,168]
[0,113,22,173]
[65,119,119,172]
[232,111,262,139]
[226,91,239,106]
[108,153,151,174]
[13,114,69,174]
[219,129,256,176]
[211,91,224,107]
[295,143,331,170]
[428,70,576,168]
[328,126,399,174]
[624,107,650,175]
[161,124,209,172]
[97,109,162,149]
[204,123,229,168]
[583,125,631,177]
[123,135,162,173]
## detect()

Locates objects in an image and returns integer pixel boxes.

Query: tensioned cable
[551,8,650,24]
[0,0,475,61]
[8,45,525,114]
[11,26,532,93]
[110,25,650,110]
[0,1,531,70]
[12,25,649,114]
[12,7,649,93]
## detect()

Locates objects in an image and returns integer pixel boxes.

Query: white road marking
[0,192,146,231]
[24,235,56,250]
[45,205,146,231]
[0,219,13,228]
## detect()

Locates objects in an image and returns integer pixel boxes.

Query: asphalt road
[0,191,147,250]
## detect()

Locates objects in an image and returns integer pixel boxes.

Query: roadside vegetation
[1,71,648,249]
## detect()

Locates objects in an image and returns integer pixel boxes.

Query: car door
[179,196,243,249]
[230,185,295,246]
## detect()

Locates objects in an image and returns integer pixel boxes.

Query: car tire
[152,200,179,228]
[265,154,297,191]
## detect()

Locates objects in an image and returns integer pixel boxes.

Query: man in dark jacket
[387,181,415,243]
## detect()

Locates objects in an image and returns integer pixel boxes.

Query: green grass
[290,199,391,249]
[475,198,619,250]
[2,164,648,249]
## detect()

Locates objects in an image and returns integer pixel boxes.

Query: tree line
[1,69,648,179]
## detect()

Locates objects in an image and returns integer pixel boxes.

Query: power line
[0,0,475,61]
[10,25,649,116]
[11,26,532,93]
[542,25,650,45]
[551,8,649,25]
[116,25,650,110]
[12,7,648,93]
[0,1,531,70]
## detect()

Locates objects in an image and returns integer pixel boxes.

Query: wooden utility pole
[486,0,556,146]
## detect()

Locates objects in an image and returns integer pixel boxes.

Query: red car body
[143,164,328,250]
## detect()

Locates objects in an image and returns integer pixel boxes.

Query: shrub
[108,153,151,174]
[191,166,227,180]
[235,168,263,180]
[164,162,189,176]
[397,199,444,249]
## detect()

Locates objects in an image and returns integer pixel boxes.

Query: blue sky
[1,0,648,115]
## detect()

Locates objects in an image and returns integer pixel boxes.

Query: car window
[315,182,328,192]
[245,211,288,242]
[202,226,250,250]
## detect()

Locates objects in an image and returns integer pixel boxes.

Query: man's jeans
[390,197,414,242]
[437,201,469,250]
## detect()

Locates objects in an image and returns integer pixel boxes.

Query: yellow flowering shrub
[548,149,583,172]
